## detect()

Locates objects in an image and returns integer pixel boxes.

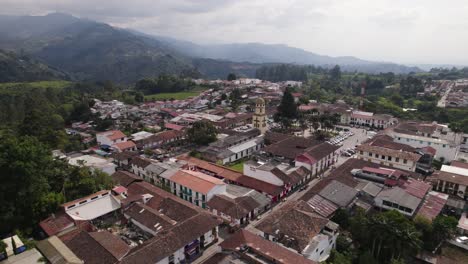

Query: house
[177,156,284,202]
[96,130,127,147]
[119,181,223,264]
[223,184,271,214]
[60,230,128,264]
[244,159,311,193]
[61,190,121,221]
[264,133,339,176]
[207,195,259,226]
[385,121,462,162]
[127,156,186,186]
[350,111,395,129]
[415,191,449,221]
[36,236,83,264]
[112,140,137,152]
[374,179,432,217]
[255,201,338,262]
[199,129,264,164]
[356,135,426,172]
[138,130,185,149]
[295,142,340,177]
[426,163,468,213]
[219,229,316,264]
[168,169,227,208]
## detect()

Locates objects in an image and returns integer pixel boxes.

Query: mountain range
[0,13,422,83]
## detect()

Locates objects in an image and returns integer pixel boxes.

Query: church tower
[253,97,267,134]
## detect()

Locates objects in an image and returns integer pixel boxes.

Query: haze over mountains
[0,13,422,83]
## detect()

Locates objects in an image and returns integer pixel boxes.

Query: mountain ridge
[0,13,422,83]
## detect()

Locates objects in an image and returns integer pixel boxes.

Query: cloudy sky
[2,0,468,65]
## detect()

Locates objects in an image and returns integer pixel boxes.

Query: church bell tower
[253,97,267,134]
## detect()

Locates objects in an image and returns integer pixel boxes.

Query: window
[403,159,407,164]
[382,200,392,207]
[396,157,400,162]
[443,144,446,148]
[381,155,386,160]
[387,156,392,161]
[368,152,372,157]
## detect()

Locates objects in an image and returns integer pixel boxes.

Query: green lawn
[144,91,202,101]
[228,161,244,172]
[0,80,72,89]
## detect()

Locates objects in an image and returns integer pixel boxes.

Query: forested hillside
[0,49,68,82]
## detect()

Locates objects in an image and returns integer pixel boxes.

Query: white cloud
[0,0,467,64]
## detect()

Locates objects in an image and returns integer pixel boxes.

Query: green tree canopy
[187,120,218,145]
[275,88,298,129]
[227,73,237,81]
[0,134,113,236]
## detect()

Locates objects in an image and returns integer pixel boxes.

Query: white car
[456,236,468,244]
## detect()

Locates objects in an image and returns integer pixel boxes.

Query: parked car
[456,236,468,244]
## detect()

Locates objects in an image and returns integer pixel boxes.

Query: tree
[230,88,242,110]
[187,120,218,145]
[425,215,458,251]
[134,92,144,103]
[326,250,352,264]
[0,134,114,235]
[0,240,6,254]
[227,73,237,81]
[330,65,342,80]
[332,209,350,229]
[275,88,298,129]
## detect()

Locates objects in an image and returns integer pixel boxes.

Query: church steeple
[253,97,267,134]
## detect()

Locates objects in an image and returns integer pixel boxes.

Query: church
[253,97,267,134]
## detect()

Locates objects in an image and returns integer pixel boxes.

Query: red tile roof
[39,212,75,236]
[179,156,283,196]
[416,192,448,221]
[451,160,468,169]
[401,179,432,199]
[170,170,225,194]
[220,229,317,264]
[113,141,136,151]
[98,130,126,141]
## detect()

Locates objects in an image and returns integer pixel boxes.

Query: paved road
[437,82,454,108]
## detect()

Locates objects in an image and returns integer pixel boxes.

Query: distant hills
[151,36,421,74]
[0,49,68,82]
[0,13,422,83]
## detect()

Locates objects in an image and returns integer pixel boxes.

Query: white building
[96,130,127,147]
[386,121,462,162]
[68,154,116,175]
[169,169,227,208]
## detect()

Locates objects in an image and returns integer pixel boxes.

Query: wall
[392,133,458,162]
[243,165,283,186]
[357,151,416,172]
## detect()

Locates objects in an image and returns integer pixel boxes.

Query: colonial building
[252,97,267,134]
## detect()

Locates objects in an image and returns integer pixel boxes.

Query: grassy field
[0,80,72,89]
[144,89,206,101]
[228,161,244,172]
